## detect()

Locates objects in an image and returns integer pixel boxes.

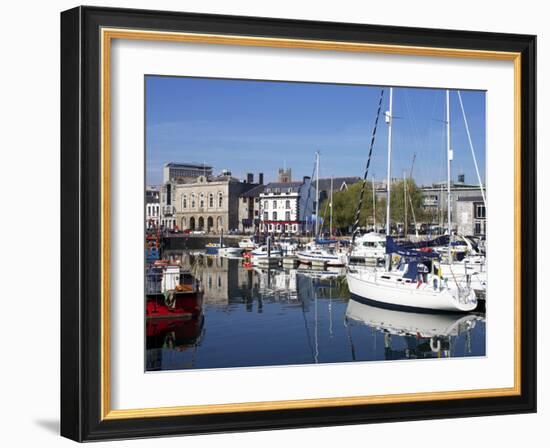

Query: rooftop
[316,176,361,192]
[165,162,213,169]
[240,184,266,197]
[457,195,485,202]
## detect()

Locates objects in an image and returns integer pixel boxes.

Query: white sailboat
[433,91,487,297]
[296,152,347,267]
[346,87,477,313]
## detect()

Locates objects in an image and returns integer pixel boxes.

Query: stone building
[238,184,265,233]
[162,171,257,233]
[456,196,486,236]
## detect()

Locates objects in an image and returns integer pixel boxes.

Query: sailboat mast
[403,170,407,237]
[315,151,320,238]
[385,87,393,237]
[446,89,453,263]
[372,177,376,232]
[329,175,333,238]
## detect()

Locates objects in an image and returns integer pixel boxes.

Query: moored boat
[349,232,386,263]
[146,266,203,319]
[217,246,243,257]
[238,237,257,250]
[296,241,347,266]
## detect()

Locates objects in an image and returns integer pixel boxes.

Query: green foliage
[321,179,426,232]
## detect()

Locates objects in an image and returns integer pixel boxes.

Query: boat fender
[430,338,441,353]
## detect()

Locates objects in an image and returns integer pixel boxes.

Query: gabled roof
[316,177,361,192]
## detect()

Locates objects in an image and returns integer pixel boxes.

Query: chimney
[246,173,254,184]
[258,173,264,185]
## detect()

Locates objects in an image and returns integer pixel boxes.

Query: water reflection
[345,299,483,360]
[146,251,485,371]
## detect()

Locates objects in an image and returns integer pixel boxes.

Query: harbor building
[238,173,265,233]
[259,174,314,235]
[145,186,160,229]
[161,168,258,233]
[372,174,485,231]
[163,162,213,183]
[456,196,487,236]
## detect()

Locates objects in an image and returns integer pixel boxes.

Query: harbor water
[146,251,486,371]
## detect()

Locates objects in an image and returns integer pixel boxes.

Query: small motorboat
[218,246,243,257]
[238,237,257,250]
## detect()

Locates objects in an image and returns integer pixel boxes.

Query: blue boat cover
[385,236,440,259]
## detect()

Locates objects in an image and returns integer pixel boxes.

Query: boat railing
[145,269,199,295]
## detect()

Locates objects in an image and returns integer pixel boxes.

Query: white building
[259,177,314,235]
[145,186,160,229]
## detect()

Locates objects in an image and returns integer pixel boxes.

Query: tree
[388,179,423,228]
[321,181,374,233]
[320,178,426,234]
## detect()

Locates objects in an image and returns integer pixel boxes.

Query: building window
[475,203,486,219]
[200,193,205,208]
[264,200,268,209]
[191,193,196,208]
[273,200,277,209]
[273,211,278,221]
[475,222,481,235]
[285,200,290,209]
[218,192,223,208]
[263,212,268,220]
[285,211,290,221]
[182,195,187,209]
[209,193,214,208]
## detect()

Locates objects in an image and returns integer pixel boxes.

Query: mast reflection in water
[145,251,486,371]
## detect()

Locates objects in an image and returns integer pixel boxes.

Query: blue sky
[145,76,486,186]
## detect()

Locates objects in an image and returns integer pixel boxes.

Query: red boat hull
[146,292,203,319]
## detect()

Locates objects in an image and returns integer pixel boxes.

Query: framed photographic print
[60,6,536,441]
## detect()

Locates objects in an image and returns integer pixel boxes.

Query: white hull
[218,247,243,257]
[346,269,477,312]
[238,239,257,250]
[296,251,347,266]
